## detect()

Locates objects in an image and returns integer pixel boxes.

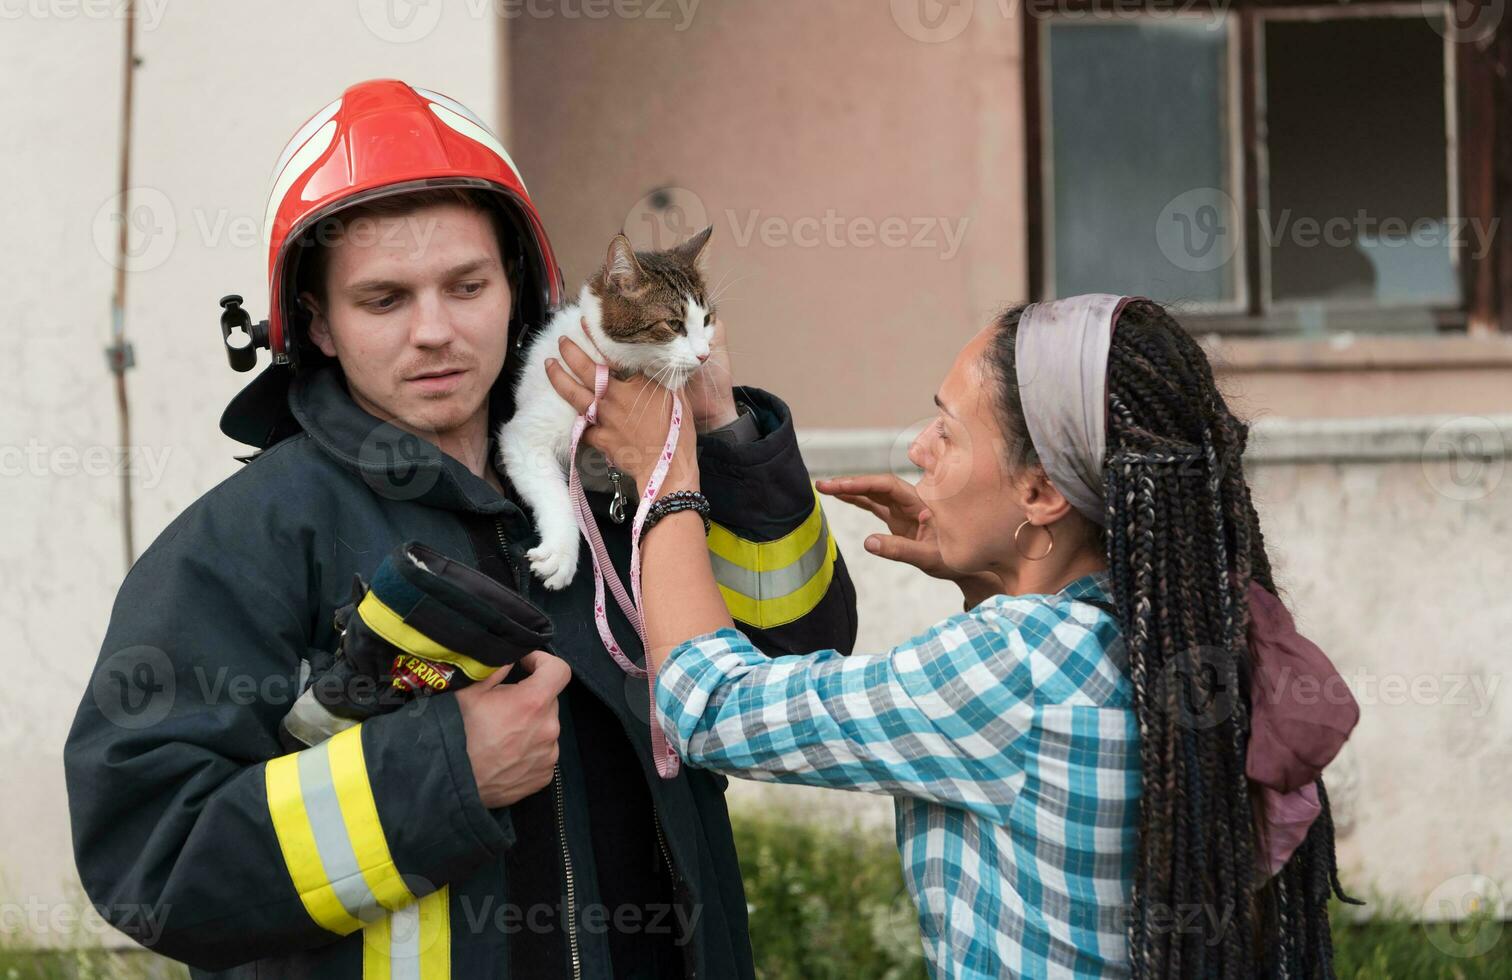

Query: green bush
[732,811,928,980]
[6,816,1508,978]
[1330,897,1511,980]
[0,948,185,980]
[732,811,1512,980]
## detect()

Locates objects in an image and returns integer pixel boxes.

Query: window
[1043,18,1241,308]
[1025,1,1494,335]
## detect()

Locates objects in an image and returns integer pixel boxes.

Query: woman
[544,295,1357,979]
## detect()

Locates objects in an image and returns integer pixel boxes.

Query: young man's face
[303,202,513,442]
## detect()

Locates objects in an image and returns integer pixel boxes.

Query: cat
[497,226,717,590]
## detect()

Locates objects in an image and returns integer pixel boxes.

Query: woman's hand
[817,474,1000,606]
[544,331,700,494]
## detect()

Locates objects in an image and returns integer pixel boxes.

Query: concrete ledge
[1199,333,1512,373]
[795,415,1512,475]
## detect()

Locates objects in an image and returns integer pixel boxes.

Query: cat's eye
[704,313,714,327]
[666,319,685,335]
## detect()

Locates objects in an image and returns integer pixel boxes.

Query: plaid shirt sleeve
[653,605,1041,824]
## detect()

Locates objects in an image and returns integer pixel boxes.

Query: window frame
[1023,0,1501,336]
[1035,7,1250,314]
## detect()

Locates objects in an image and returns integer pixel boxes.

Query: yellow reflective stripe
[707,484,827,570]
[328,727,416,913]
[266,752,365,935]
[363,886,450,980]
[357,592,495,681]
[419,888,451,977]
[265,727,416,936]
[716,531,837,628]
[708,485,838,629]
[363,907,392,980]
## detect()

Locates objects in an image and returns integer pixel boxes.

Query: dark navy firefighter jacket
[64,358,857,979]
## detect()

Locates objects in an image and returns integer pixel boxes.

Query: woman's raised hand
[817,474,999,602]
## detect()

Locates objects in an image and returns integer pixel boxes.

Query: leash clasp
[607,468,629,524]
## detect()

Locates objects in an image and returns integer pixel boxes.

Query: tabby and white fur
[497,227,716,590]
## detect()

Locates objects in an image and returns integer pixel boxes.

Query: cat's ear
[604,234,643,293]
[672,225,714,271]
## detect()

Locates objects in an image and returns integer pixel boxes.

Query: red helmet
[220,79,563,446]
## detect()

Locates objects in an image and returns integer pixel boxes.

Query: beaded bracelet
[641,490,712,536]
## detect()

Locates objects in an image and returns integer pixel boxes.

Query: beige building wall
[508,0,1028,431]
[507,0,1512,428]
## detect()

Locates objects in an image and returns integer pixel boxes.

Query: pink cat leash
[567,359,684,779]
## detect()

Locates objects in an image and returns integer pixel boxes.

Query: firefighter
[65,78,856,979]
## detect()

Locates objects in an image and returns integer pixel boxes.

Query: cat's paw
[527,538,579,591]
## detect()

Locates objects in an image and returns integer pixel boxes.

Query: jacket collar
[288,364,527,518]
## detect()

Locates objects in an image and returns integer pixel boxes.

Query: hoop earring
[1014,519,1054,561]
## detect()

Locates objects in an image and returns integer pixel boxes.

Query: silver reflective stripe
[709,510,833,600]
[388,902,422,980]
[282,686,359,748]
[297,744,381,922]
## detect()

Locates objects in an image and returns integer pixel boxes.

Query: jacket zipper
[494,518,580,980]
[652,804,677,882]
[652,802,696,979]
[554,764,583,980]
[494,519,526,600]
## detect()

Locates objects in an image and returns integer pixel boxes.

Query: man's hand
[817,474,1001,607]
[683,318,739,432]
[456,650,572,808]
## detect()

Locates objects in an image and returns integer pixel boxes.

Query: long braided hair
[985,299,1359,978]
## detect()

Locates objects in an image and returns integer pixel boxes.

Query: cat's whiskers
[626,361,676,428]
[707,270,750,308]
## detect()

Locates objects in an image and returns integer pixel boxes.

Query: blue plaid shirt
[655,571,1139,979]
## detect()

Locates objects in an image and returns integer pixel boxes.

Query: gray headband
[1013,294,1134,527]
